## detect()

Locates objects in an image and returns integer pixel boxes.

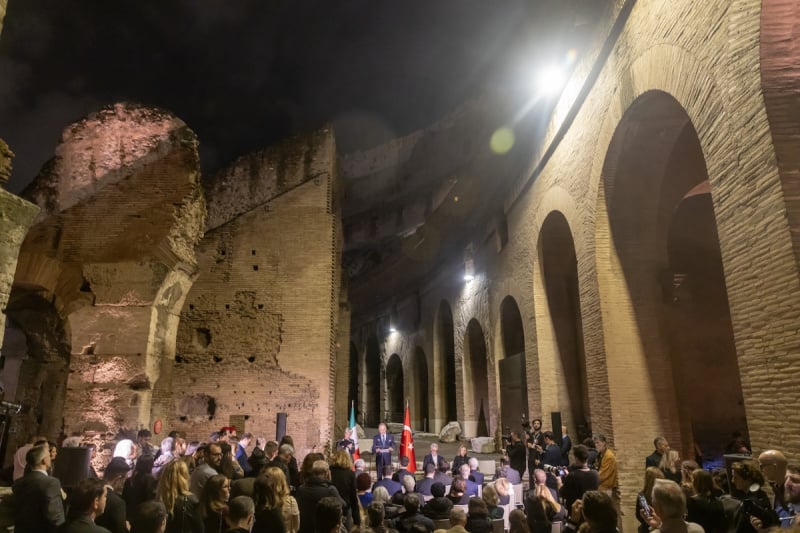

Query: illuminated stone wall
[152,128,342,456]
[352,3,800,533]
[13,103,204,449]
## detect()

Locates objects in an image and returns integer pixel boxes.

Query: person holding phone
[636,467,665,533]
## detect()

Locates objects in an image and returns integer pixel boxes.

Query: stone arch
[462,318,490,437]
[594,89,745,460]
[365,333,382,427]
[497,296,528,434]
[411,346,429,430]
[534,211,590,440]
[385,353,404,423]
[2,288,71,455]
[433,300,457,431]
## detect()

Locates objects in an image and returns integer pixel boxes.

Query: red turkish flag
[400,403,416,473]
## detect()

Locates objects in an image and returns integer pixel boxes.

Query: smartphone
[638,494,652,517]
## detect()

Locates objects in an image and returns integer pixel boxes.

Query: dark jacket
[12,470,66,533]
[96,489,127,533]
[252,506,286,533]
[422,497,453,520]
[465,514,492,533]
[452,455,470,476]
[373,477,403,497]
[123,474,158,528]
[645,451,663,469]
[392,510,435,532]
[296,476,345,533]
[330,465,361,525]
[164,493,204,533]
[415,477,436,496]
[60,516,112,533]
[507,442,527,479]
[468,470,485,486]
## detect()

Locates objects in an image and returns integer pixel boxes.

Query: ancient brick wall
[154,129,341,456]
[352,3,800,532]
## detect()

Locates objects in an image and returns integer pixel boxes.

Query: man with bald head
[758,450,794,523]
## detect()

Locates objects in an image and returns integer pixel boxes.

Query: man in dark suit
[295,461,345,533]
[96,457,130,533]
[506,431,527,479]
[392,455,414,484]
[646,436,669,468]
[415,463,437,496]
[422,442,446,473]
[371,422,395,480]
[62,478,111,533]
[373,465,403,497]
[12,444,65,533]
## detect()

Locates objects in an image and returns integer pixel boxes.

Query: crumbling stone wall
[13,103,204,447]
[154,128,342,456]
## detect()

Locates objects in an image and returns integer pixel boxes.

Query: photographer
[506,432,527,482]
[561,445,600,512]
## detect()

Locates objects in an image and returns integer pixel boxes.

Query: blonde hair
[255,466,290,510]
[157,459,191,515]
[659,450,680,474]
[483,483,499,506]
[330,449,353,469]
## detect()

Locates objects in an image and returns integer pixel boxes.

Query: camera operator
[525,417,545,476]
[561,445,600,512]
[506,431,527,482]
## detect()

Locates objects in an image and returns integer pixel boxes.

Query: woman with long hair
[217,442,244,480]
[659,450,681,483]
[329,449,360,529]
[255,466,299,533]
[482,484,504,520]
[156,459,203,533]
[509,508,531,533]
[448,478,467,505]
[201,474,230,533]
[252,473,286,533]
[299,452,325,484]
[687,469,726,533]
[636,467,664,533]
[124,454,157,531]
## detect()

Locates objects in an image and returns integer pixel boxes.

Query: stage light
[463,274,475,282]
[536,65,566,96]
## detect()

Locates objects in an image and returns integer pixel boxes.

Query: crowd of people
[6,421,800,533]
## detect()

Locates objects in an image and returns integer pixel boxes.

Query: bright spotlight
[537,65,566,96]
[463,274,474,282]
[389,326,397,333]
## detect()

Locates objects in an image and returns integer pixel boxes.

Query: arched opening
[596,90,746,461]
[498,296,529,435]
[385,354,404,423]
[412,347,429,431]
[434,300,457,428]
[365,334,381,427]
[348,342,359,420]
[538,212,590,440]
[463,319,489,437]
[2,289,71,462]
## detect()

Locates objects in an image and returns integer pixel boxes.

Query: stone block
[470,437,495,454]
[439,421,462,443]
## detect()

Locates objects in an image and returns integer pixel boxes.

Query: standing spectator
[783,465,800,528]
[279,436,301,489]
[189,443,221,497]
[659,450,681,484]
[270,443,295,485]
[329,449,361,528]
[12,444,65,533]
[124,454,158,530]
[337,428,356,457]
[646,437,669,469]
[218,441,244,480]
[592,434,620,529]
[96,457,131,533]
[252,473,287,533]
[235,432,253,475]
[156,460,203,533]
[757,450,793,524]
[560,426,573,467]
[560,445,600,512]
[225,495,256,533]
[200,474,230,533]
[264,466,300,533]
[132,501,168,533]
[62,478,110,533]
[152,437,176,477]
[686,469,726,533]
[730,460,778,533]
[526,419,545,477]
[296,460,345,533]
[635,467,664,533]
[138,430,156,458]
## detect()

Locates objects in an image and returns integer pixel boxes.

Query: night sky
[0,0,574,193]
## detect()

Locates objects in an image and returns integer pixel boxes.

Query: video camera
[741,497,779,528]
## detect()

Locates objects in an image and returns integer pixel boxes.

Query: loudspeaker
[276,412,288,442]
[551,412,563,445]
[53,447,92,488]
